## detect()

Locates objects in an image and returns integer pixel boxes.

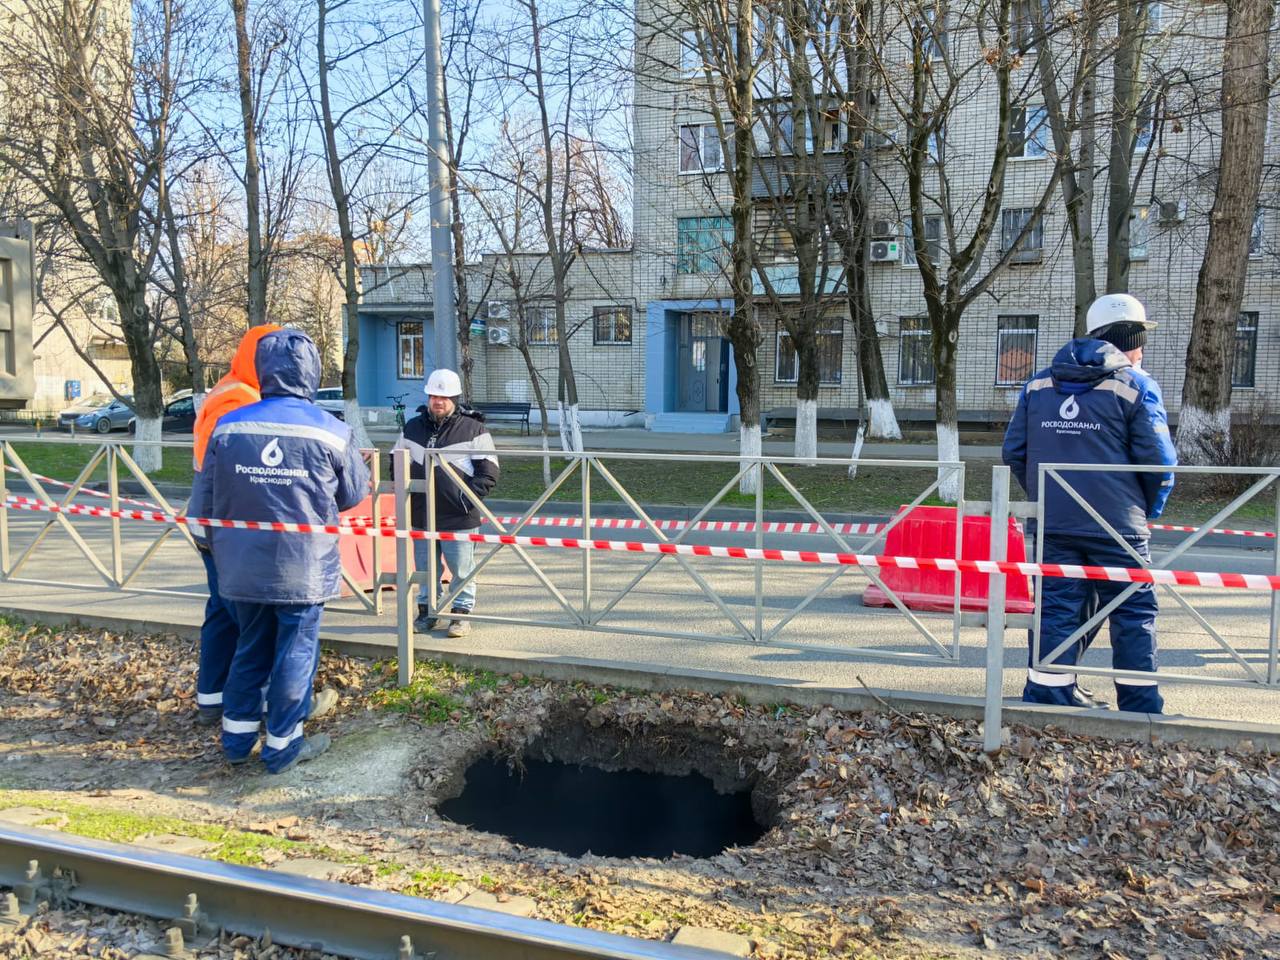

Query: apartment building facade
[357,1,1278,433]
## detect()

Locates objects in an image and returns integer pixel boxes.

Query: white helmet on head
[424,368,462,398]
[1085,293,1156,334]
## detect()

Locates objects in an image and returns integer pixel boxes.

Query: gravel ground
[0,620,1277,959]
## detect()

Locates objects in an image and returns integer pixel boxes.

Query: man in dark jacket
[392,368,499,637]
[1002,293,1176,714]
[200,330,369,772]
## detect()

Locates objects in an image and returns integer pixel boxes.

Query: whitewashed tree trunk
[540,431,551,488]
[192,390,207,414]
[936,422,960,503]
[794,398,818,461]
[847,420,867,479]
[738,422,761,495]
[557,400,583,453]
[1174,405,1231,463]
[868,398,901,440]
[133,416,163,473]
[344,398,374,449]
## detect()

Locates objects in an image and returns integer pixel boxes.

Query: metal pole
[0,442,9,579]
[422,0,458,373]
[581,455,592,623]
[1270,480,1280,685]
[393,449,414,687]
[754,458,764,643]
[107,444,123,587]
[369,453,383,616]
[984,466,1010,753]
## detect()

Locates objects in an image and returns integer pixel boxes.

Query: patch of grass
[8,441,195,487]
[403,866,464,896]
[477,873,499,891]
[371,658,526,724]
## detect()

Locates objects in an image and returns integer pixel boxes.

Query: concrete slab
[458,890,537,918]
[671,926,752,956]
[0,807,67,829]
[273,858,349,881]
[133,833,216,856]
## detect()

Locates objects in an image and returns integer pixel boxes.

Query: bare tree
[1176,0,1276,460]
[0,0,207,470]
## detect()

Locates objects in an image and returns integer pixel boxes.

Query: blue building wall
[356,312,435,407]
[643,299,738,416]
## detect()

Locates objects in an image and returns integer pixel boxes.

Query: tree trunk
[317,0,372,449]
[120,289,166,473]
[1177,0,1275,462]
[793,326,820,460]
[232,0,268,326]
[1105,2,1145,293]
[932,307,960,502]
[159,183,205,410]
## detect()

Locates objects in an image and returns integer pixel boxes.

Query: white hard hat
[424,368,462,398]
[1085,293,1156,334]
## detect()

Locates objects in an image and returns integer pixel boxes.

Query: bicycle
[388,393,409,431]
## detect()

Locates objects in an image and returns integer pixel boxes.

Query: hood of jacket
[256,329,321,401]
[229,323,281,390]
[1050,338,1132,394]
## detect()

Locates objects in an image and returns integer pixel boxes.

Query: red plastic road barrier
[336,494,398,596]
[862,506,1035,614]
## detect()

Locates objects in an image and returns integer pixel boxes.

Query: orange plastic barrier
[861,505,1035,614]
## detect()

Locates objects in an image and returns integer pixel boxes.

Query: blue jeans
[197,550,238,710]
[221,602,323,772]
[414,537,476,612]
[1026,534,1163,714]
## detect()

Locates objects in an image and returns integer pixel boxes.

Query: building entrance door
[676,312,728,412]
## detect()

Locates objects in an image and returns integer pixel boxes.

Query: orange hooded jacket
[193,324,282,469]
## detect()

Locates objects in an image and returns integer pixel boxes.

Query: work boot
[196,705,222,726]
[272,733,332,775]
[446,609,471,638]
[1069,685,1109,709]
[413,603,438,633]
[308,687,339,721]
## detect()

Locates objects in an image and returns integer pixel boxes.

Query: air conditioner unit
[486,326,511,346]
[1158,199,1187,224]
[869,239,900,263]
[871,218,896,239]
[863,130,895,150]
[486,300,510,320]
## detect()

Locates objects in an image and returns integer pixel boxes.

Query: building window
[397,321,424,379]
[898,315,935,385]
[679,123,725,173]
[1130,205,1151,260]
[677,216,731,274]
[902,215,943,267]
[1013,0,1044,53]
[1010,105,1050,159]
[919,5,947,61]
[775,320,843,384]
[681,28,702,77]
[525,305,558,345]
[1135,100,1155,153]
[1233,312,1258,388]
[1250,207,1265,258]
[1001,207,1043,263]
[996,315,1038,386]
[593,306,632,345]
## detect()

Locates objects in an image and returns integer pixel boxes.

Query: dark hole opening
[437,755,765,859]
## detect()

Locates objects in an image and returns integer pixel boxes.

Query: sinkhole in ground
[435,712,777,859]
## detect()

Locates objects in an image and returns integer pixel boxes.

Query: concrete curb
[4,603,1276,754]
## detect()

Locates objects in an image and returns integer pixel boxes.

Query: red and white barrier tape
[3,464,163,511]
[5,494,1278,591]
[340,514,888,536]
[1148,522,1276,539]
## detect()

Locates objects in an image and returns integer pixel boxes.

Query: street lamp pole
[423,0,458,375]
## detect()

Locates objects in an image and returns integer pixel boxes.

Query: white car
[315,387,345,419]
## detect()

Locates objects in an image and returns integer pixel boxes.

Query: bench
[473,401,532,435]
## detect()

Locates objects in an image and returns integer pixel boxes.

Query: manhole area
[435,712,779,859]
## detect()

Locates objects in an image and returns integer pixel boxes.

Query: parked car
[315,387,345,419]
[127,395,197,435]
[60,395,135,433]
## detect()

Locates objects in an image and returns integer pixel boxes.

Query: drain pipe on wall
[984,466,1011,753]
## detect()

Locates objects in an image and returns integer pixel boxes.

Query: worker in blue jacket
[1002,293,1177,714]
[199,330,369,772]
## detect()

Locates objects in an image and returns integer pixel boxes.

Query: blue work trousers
[196,549,238,711]
[1026,534,1163,714]
[221,602,323,771]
